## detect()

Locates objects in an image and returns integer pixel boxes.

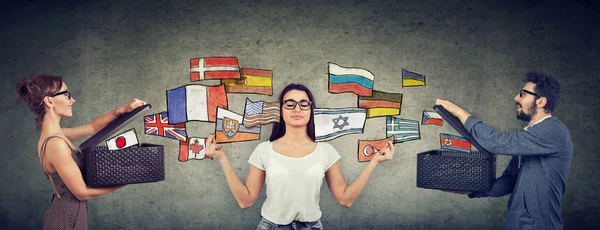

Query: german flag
[358,91,403,118]
[222,68,273,95]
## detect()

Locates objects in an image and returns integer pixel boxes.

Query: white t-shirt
[248,141,341,224]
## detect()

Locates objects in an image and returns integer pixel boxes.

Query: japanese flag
[106,129,139,150]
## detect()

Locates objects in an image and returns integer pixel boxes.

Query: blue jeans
[256,216,323,230]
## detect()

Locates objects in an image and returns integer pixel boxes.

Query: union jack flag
[144,112,188,141]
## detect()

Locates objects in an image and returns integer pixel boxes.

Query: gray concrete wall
[1,0,598,229]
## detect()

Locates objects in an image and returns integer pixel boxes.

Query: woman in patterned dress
[16,75,145,230]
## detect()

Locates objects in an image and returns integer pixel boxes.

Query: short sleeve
[247,142,267,171]
[321,143,341,170]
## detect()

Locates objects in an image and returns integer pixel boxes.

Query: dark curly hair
[524,71,561,113]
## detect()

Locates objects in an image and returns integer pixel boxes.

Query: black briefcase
[416,105,496,192]
[79,104,165,187]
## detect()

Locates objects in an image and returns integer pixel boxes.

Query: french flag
[328,63,375,96]
[167,84,228,123]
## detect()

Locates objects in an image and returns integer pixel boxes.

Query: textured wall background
[1,0,598,229]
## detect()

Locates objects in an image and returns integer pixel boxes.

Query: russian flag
[440,133,471,152]
[328,63,375,96]
[167,84,228,124]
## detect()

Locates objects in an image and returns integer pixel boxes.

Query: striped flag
[440,133,471,152]
[215,107,261,143]
[242,98,280,128]
[358,91,402,118]
[222,68,273,95]
[422,110,443,126]
[106,129,139,150]
[167,84,228,123]
[144,112,188,141]
[402,69,426,87]
[386,117,420,143]
[178,137,212,162]
[314,108,367,142]
[190,57,240,81]
[328,63,375,96]
[357,137,394,162]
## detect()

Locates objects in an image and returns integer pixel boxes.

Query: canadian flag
[178,137,212,162]
[106,129,139,150]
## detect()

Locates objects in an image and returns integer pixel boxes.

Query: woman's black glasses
[51,90,71,100]
[283,99,312,110]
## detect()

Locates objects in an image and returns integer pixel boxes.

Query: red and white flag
[106,129,139,150]
[178,137,213,162]
[190,57,240,81]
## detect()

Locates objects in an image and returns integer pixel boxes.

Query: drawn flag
[422,110,443,126]
[440,133,471,152]
[386,117,420,144]
[144,112,188,141]
[190,57,240,81]
[178,137,212,162]
[328,62,375,96]
[242,98,280,128]
[167,84,228,123]
[358,91,403,118]
[314,108,367,142]
[402,69,426,87]
[215,107,261,143]
[106,129,139,150]
[357,137,394,162]
[222,68,273,95]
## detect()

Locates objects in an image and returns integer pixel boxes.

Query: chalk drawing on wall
[144,112,188,141]
[402,69,426,87]
[358,91,402,118]
[190,57,240,81]
[314,108,367,142]
[328,62,375,96]
[166,84,228,123]
[215,107,261,143]
[222,68,273,95]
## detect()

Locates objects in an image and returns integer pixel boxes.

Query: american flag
[144,112,188,141]
[242,98,280,128]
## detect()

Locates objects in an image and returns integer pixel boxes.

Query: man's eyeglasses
[283,99,312,110]
[51,90,71,100]
[519,89,540,98]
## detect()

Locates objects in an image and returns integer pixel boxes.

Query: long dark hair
[16,75,64,129]
[269,83,316,142]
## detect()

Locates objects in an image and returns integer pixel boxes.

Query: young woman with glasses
[16,75,145,230]
[205,83,394,230]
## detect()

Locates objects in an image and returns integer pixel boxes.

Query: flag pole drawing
[166,84,228,123]
[106,128,139,150]
[222,68,273,95]
[215,107,261,143]
[144,112,188,141]
[242,98,280,128]
[440,133,471,152]
[190,57,240,81]
[314,108,367,142]
[179,137,213,162]
[386,116,420,144]
[402,69,426,87]
[358,91,403,118]
[328,62,375,96]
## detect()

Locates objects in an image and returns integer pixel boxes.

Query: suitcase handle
[433,105,494,160]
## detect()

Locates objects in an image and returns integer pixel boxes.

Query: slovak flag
[314,108,367,142]
[328,63,375,96]
[167,84,228,123]
[190,57,240,81]
[422,110,443,126]
[178,137,212,162]
[144,112,188,141]
[106,128,139,150]
[440,133,471,152]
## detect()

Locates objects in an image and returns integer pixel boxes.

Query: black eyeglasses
[519,89,540,98]
[51,90,71,100]
[283,99,312,110]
